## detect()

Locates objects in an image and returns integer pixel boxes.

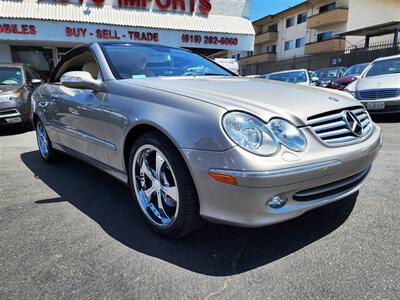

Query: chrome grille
[308,107,372,145]
[356,89,400,100]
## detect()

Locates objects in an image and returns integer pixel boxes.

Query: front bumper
[360,97,400,114]
[0,102,30,125]
[182,124,383,227]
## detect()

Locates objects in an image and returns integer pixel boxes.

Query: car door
[47,48,108,162]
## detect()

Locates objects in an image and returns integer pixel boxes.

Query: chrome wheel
[37,121,49,158]
[132,145,179,228]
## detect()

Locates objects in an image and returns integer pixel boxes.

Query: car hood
[0,85,22,94]
[123,77,360,126]
[335,75,358,83]
[355,74,400,91]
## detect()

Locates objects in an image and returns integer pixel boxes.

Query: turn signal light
[208,172,237,185]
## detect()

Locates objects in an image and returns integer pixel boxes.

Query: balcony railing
[254,31,278,44]
[239,52,277,65]
[307,8,348,29]
[305,38,346,55]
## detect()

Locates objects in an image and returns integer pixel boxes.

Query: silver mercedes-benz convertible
[31,42,383,237]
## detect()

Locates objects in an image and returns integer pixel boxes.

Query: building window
[297,12,307,24]
[266,45,277,53]
[319,2,336,13]
[296,37,305,48]
[286,16,296,28]
[317,31,334,42]
[268,23,278,32]
[284,40,295,51]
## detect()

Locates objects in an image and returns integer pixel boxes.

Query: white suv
[346,55,400,113]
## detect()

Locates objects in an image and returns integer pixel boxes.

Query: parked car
[214,58,239,74]
[32,42,382,238]
[0,63,42,128]
[314,66,348,88]
[346,55,400,113]
[265,69,317,86]
[331,63,370,90]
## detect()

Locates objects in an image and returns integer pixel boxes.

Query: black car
[0,64,42,128]
[314,66,348,88]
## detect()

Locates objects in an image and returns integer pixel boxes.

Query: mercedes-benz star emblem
[344,111,363,136]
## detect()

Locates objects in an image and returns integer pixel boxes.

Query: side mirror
[311,76,319,82]
[60,71,101,91]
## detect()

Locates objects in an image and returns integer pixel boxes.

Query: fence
[240,41,400,75]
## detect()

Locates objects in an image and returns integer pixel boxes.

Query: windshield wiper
[202,73,226,76]
[182,72,227,77]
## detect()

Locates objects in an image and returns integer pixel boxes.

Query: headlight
[269,119,307,151]
[222,112,307,156]
[0,93,21,103]
[344,89,356,97]
[222,112,279,156]
[320,80,332,87]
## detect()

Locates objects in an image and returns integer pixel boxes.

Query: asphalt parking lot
[0,116,399,299]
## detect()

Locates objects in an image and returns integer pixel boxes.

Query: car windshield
[343,64,369,76]
[268,71,307,83]
[0,67,23,85]
[102,44,233,79]
[365,57,400,77]
[314,68,343,78]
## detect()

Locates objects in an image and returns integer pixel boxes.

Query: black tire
[128,131,204,238]
[35,119,56,163]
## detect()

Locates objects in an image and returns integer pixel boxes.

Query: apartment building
[235,0,400,70]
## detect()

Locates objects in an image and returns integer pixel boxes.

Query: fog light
[268,195,288,209]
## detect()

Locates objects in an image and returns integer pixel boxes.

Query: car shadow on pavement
[0,125,33,136]
[371,113,400,123]
[21,150,357,276]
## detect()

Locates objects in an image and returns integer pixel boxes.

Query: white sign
[0,19,254,51]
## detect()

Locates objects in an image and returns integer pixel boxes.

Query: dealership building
[0,0,254,79]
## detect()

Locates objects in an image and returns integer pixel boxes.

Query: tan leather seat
[82,62,99,79]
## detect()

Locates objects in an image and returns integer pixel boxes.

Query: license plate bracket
[367,102,385,110]
[5,117,22,123]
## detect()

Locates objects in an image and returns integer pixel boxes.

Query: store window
[319,2,336,13]
[296,37,305,48]
[286,16,296,28]
[56,48,73,65]
[317,31,334,42]
[297,12,307,24]
[11,46,53,80]
[26,66,42,81]
[284,40,295,51]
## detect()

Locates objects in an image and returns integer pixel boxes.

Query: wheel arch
[122,123,198,190]
[32,113,40,127]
